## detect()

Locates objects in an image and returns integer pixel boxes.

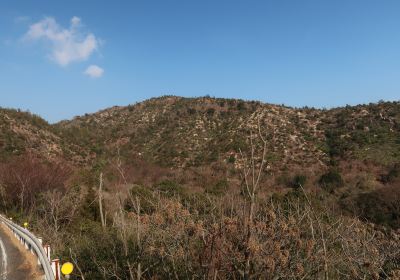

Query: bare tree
[239,119,270,279]
[37,186,83,249]
[0,154,70,213]
[69,247,86,280]
[299,184,329,280]
[98,172,106,228]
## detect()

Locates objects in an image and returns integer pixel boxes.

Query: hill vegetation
[0,108,89,164]
[0,96,399,279]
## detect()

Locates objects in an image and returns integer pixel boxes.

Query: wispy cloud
[84,65,104,78]
[23,16,99,66]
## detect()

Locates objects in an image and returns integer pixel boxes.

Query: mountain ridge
[2,96,399,171]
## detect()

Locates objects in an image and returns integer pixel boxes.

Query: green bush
[206,108,215,116]
[275,173,307,189]
[153,180,185,197]
[345,187,400,229]
[291,174,307,189]
[319,169,344,192]
[325,130,352,158]
[227,155,236,164]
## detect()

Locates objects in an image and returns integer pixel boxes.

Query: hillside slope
[2,97,399,177]
[56,96,400,172]
[320,102,400,165]
[0,108,88,164]
[57,96,328,170]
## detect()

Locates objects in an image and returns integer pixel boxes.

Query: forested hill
[0,108,88,164]
[2,96,400,175]
[56,96,400,170]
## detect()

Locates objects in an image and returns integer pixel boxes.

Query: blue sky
[1,0,400,123]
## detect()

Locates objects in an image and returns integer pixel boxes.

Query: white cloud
[24,16,99,66]
[84,65,104,78]
[70,16,81,26]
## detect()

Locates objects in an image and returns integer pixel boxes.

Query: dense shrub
[347,187,400,229]
[153,180,185,197]
[63,194,400,279]
[2,159,400,279]
[276,173,307,189]
[380,164,400,184]
[291,174,307,189]
[325,130,353,158]
[227,154,236,163]
[319,169,344,192]
[206,108,215,116]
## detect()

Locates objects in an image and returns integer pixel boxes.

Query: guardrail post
[44,244,51,262]
[52,259,61,280]
[25,238,29,250]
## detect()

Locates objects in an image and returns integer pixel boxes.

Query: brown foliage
[0,154,70,212]
[83,191,400,279]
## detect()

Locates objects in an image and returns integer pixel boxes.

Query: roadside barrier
[0,215,56,280]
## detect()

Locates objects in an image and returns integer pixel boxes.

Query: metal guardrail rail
[0,215,55,280]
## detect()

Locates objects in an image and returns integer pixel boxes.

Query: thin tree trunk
[136,196,142,280]
[98,172,106,228]
[244,195,255,280]
[69,248,86,280]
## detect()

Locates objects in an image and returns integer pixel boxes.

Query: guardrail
[0,215,55,280]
